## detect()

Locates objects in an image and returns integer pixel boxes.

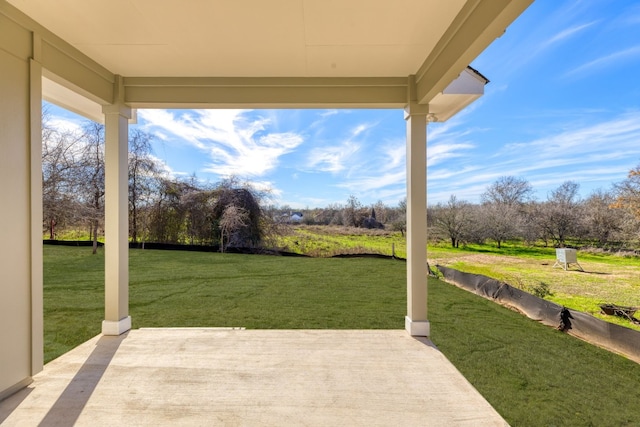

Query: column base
[0,377,33,401]
[102,316,131,336]
[405,316,430,337]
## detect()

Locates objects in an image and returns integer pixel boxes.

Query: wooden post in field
[392,243,395,259]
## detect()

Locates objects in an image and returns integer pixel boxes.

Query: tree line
[42,111,410,251]
[43,110,640,252]
[42,112,271,253]
[271,195,407,232]
[429,175,640,249]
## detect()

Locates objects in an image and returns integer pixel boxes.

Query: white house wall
[0,11,39,400]
[0,1,116,399]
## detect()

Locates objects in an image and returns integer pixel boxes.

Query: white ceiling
[8,0,466,78]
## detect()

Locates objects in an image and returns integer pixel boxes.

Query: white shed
[553,248,584,271]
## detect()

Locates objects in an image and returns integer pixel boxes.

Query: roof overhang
[3,0,533,119]
[42,75,105,123]
[427,67,489,122]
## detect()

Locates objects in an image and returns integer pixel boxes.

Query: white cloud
[249,180,282,200]
[540,21,597,50]
[424,112,640,204]
[204,131,303,177]
[380,141,405,171]
[308,109,349,131]
[139,109,206,149]
[307,140,361,173]
[564,45,640,77]
[427,142,475,167]
[45,115,85,135]
[428,165,481,182]
[337,170,405,193]
[351,123,372,138]
[147,154,187,178]
[138,109,304,178]
[499,112,640,162]
[320,110,340,118]
[300,121,408,202]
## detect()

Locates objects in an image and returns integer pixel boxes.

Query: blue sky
[47,0,640,209]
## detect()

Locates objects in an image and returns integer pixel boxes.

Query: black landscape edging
[43,239,104,247]
[128,242,309,257]
[331,253,405,261]
[46,240,404,259]
[437,265,640,364]
[128,242,219,252]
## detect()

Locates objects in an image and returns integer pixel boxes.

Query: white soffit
[42,77,138,124]
[42,76,104,123]
[428,67,488,122]
[7,0,465,78]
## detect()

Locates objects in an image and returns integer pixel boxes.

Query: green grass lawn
[44,245,640,426]
[279,226,640,331]
[43,245,406,362]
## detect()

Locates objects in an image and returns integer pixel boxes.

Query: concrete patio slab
[0,329,508,426]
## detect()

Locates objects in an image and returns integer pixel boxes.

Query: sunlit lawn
[43,245,406,362]
[278,226,640,331]
[44,245,640,426]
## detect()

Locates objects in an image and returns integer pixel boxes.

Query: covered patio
[1,329,507,426]
[0,0,533,417]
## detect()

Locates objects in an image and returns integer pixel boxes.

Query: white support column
[102,76,132,335]
[404,101,429,337]
[30,58,44,374]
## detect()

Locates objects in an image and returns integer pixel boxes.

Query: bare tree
[74,122,106,254]
[610,165,640,245]
[146,177,189,243]
[538,181,582,247]
[432,195,473,248]
[481,176,533,206]
[42,113,83,239]
[372,200,390,224]
[612,165,640,220]
[388,197,407,235]
[617,209,640,245]
[519,202,544,246]
[182,181,217,245]
[212,180,264,248]
[583,189,621,246]
[219,205,249,252]
[480,176,533,248]
[342,195,367,227]
[128,129,159,243]
[313,203,342,225]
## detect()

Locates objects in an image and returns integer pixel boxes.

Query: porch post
[102,75,131,335]
[404,99,429,337]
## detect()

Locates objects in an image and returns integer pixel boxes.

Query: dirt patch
[430,253,531,267]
